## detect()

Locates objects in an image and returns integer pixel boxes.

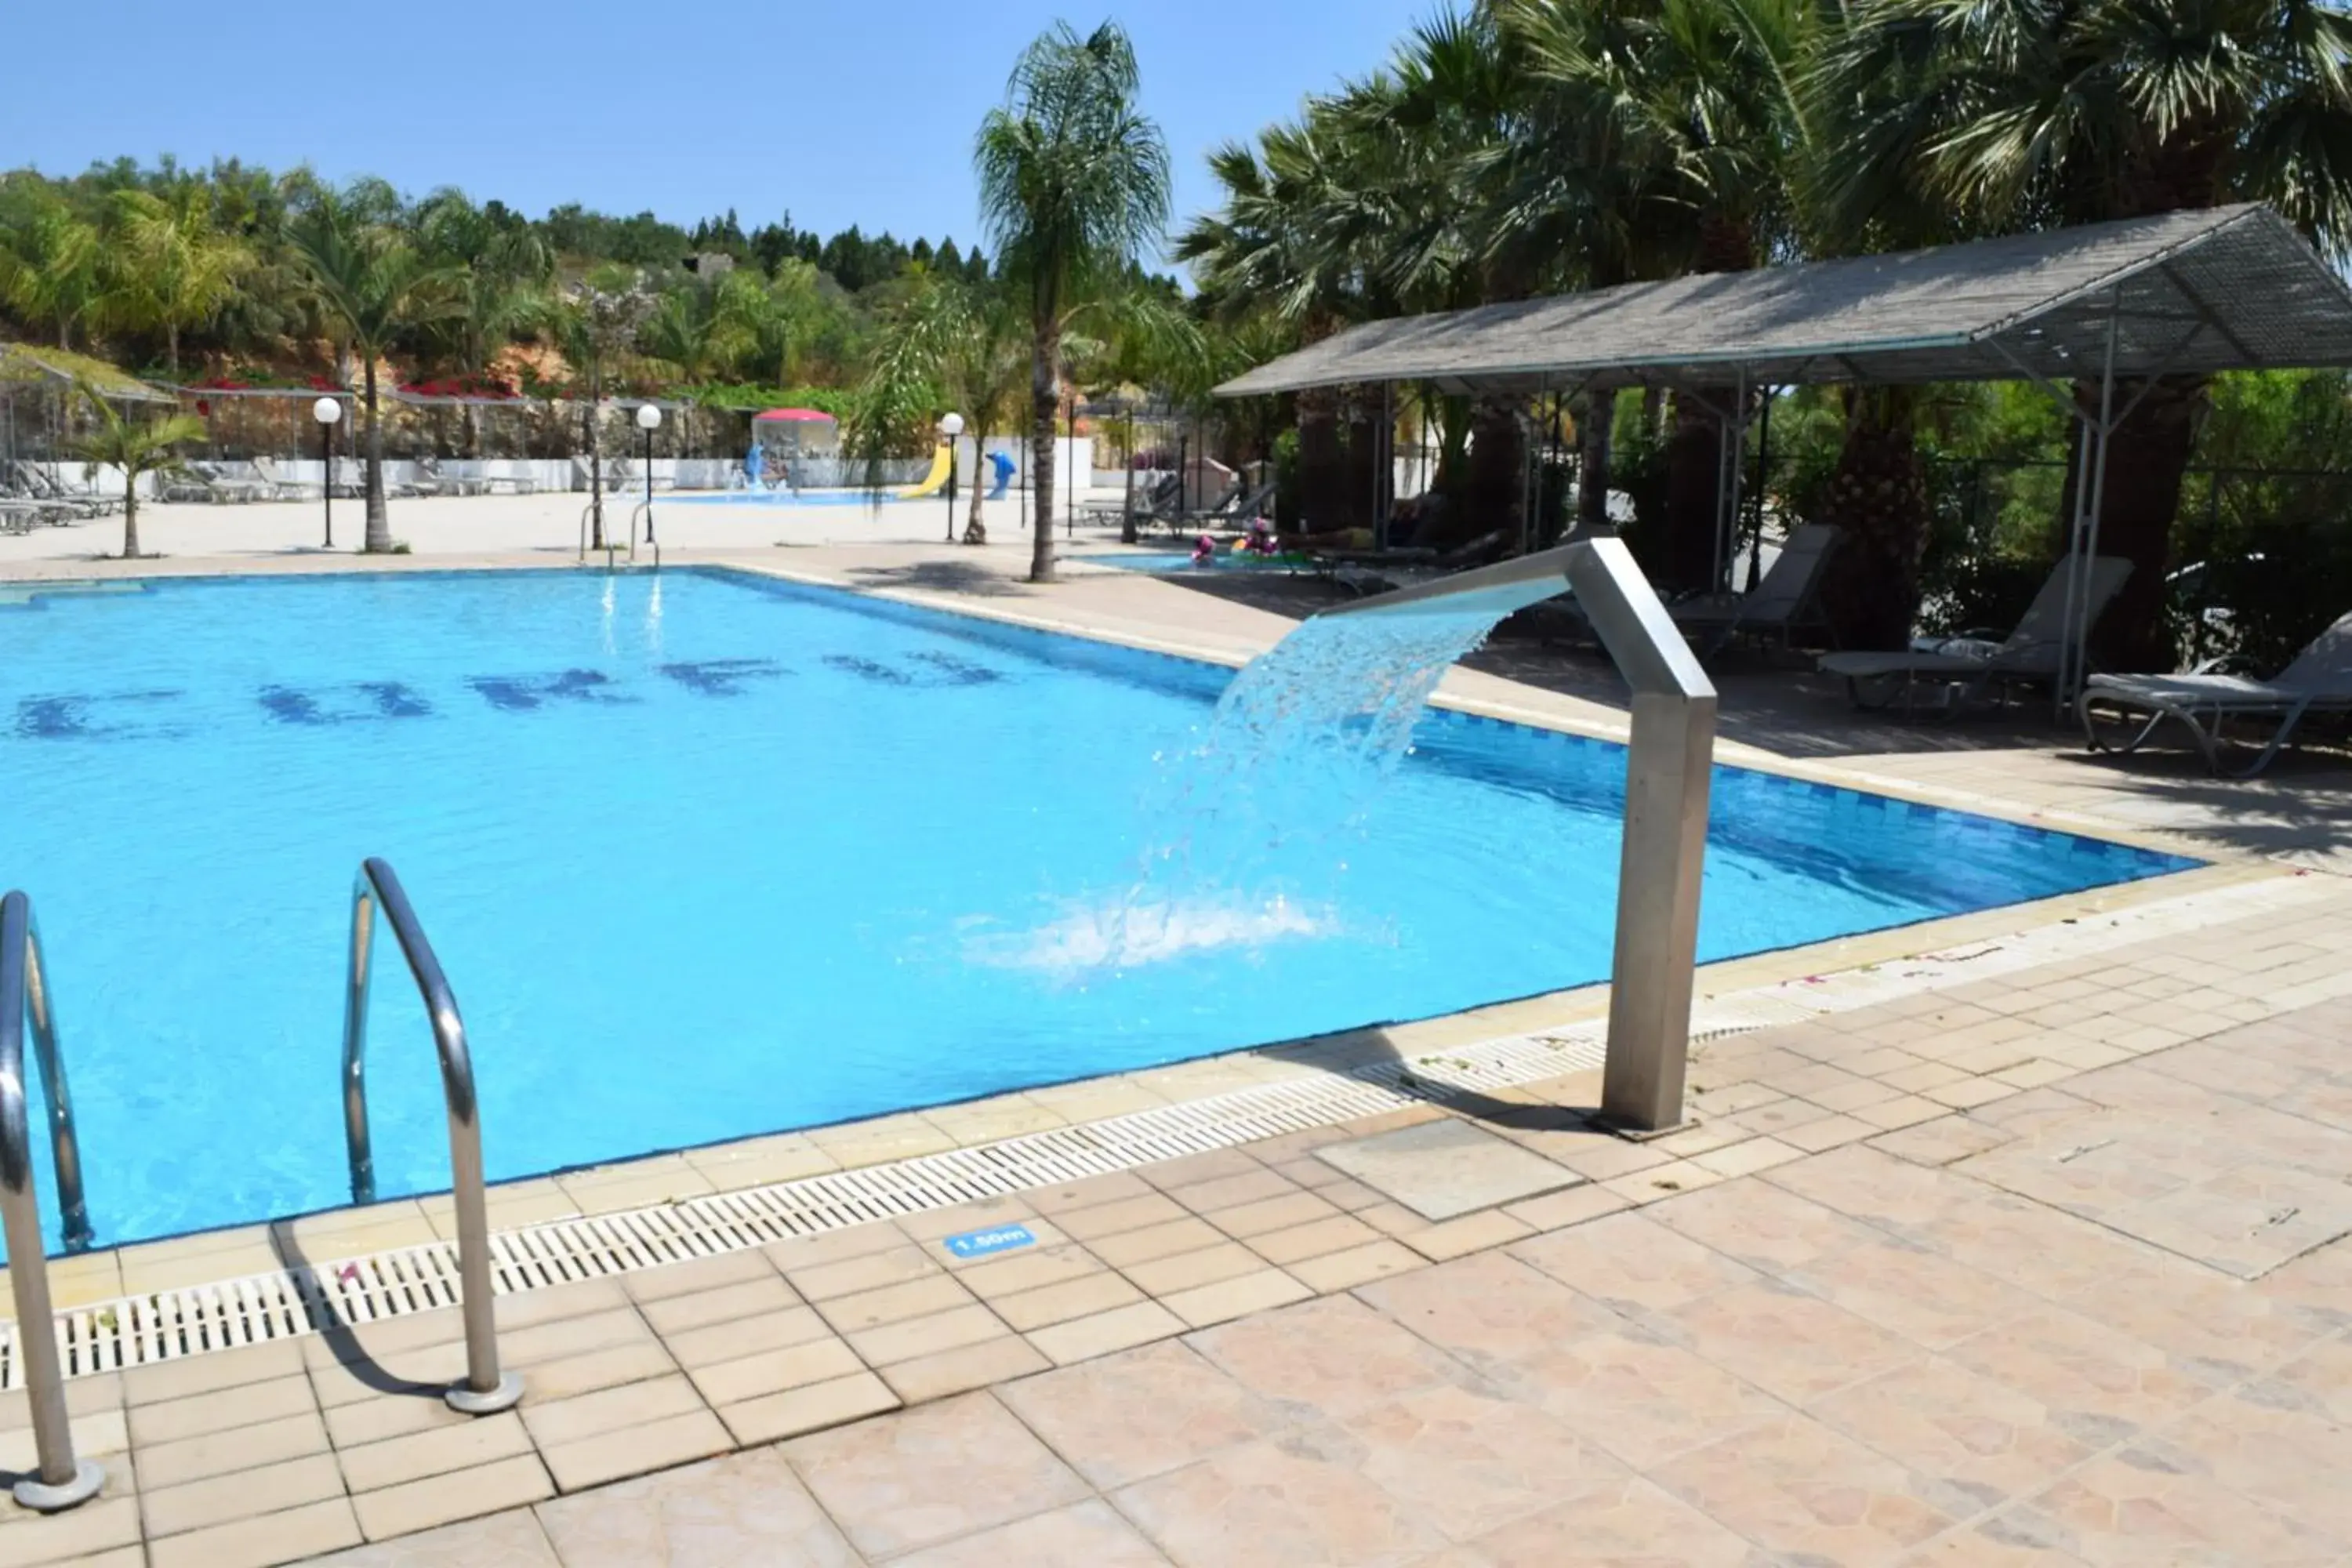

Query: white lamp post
[635,403,662,543]
[938,412,966,543]
[311,397,343,549]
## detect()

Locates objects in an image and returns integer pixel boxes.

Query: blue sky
[2,2,1438,267]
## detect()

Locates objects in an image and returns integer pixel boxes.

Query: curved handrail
[625,505,662,574]
[0,893,91,1254]
[0,889,103,1509]
[578,502,619,572]
[341,858,521,1414]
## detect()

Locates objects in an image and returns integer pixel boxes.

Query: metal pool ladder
[1,888,104,1510]
[342,858,523,1415]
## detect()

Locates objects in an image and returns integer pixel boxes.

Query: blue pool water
[1090,551,1292,573]
[666,489,915,506]
[2,568,2194,1247]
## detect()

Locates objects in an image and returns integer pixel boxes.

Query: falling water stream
[1083,592,1535,971]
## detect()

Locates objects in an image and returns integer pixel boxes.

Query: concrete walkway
[292,982,2352,1567]
[2,883,2347,1566]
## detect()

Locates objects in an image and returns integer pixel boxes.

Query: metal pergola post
[2066,299,2124,710]
[1377,383,1394,549]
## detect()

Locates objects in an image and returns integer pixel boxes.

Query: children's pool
[0,568,2194,1247]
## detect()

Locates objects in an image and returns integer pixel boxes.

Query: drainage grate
[2,872,2315,1388]
[0,1027,1607,1388]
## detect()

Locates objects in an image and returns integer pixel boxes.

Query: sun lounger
[459,459,537,495]
[1327,532,1510,597]
[246,457,318,500]
[1537,524,1846,658]
[1665,524,1845,655]
[408,456,488,497]
[1082,474,1184,533]
[158,466,260,504]
[1818,555,2132,713]
[0,498,65,533]
[1185,479,1277,530]
[6,463,114,518]
[2078,610,2352,776]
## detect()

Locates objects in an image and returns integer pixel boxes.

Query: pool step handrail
[340,858,523,1415]
[626,503,661,572]
[578,503,620,572]
[0,889,105,1511]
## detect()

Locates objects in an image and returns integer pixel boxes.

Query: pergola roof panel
[1215,205,2352,397]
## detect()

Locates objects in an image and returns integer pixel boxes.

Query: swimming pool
[1086,551,1296,573]
[2,568,2194,1247]
[665,489,916,506]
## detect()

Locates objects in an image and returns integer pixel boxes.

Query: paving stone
[1317,1120,1584,1221]
[140,1450,343,1537]
[1026,1301,1188,1367]
[715,1371,900,1446]
[146,1497,361,1568]
[539,1408,733,1494]
[349,1453,554,1543]
[878,1334,1050,1404]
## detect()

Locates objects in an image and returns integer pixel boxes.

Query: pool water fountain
[1131,538,1717,1131]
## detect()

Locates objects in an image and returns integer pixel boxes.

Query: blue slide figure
[985,450,1016,501]
[743,443,766,491]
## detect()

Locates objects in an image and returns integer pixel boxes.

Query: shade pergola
[1218,205,2352,397]
[1218,204,2352,702]
[1,346,176,471]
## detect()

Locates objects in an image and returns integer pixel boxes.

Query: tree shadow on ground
[838,559,1029,598]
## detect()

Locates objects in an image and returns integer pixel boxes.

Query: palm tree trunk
[965,421,989,543]
[1815,385,1928,650]
[1295,387,1345,535]
[121,477,140,559]
[1344,393,1381,533]
[2061,375,2205,673]
[1463,395,1523,547]
[362,357,391,553]
[1660,389,1729,591]
[166,325,181,377]
[1029,317,1059,583]
[1574,389,1613,534]
[1120,416,1140,545]
[588,362,606,551]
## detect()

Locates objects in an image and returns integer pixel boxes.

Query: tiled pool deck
[3,542,2350,1566]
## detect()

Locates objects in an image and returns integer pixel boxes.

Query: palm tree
[743,260,827,388]
[289,196,457,552]
[103,189,251,375]
[976,21,1173,583]
[1375,10,1546,543]
[65,387,205,559]
[413,189,554,381]
[555,267,657,549]
[1509,0,1809,583]
[1181,119,1383,533]
[0,201,103,350]
[642,274,762,455]
[865,275,1031,541]
[1818,0,2352,666]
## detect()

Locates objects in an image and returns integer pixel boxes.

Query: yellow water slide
[896,445,953,499]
